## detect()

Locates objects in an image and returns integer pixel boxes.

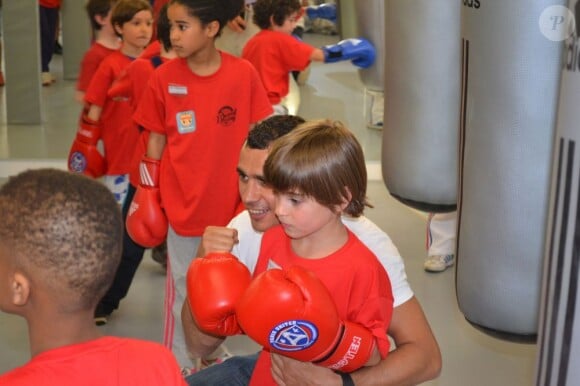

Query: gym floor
[0,33,537,385]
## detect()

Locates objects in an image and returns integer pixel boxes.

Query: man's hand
[199,226,239,256]
[272,297,442,386]
[227,15,247,33]
[270,354,342,386]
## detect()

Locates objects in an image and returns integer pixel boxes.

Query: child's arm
[147,131,166,159]
[309,38,376,69]
[86,104,103,122]
[366,343,381,366]
[182,300,227,358]
[309,48,326,62]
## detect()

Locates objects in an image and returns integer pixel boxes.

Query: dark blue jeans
[98,184,147,314]
[39,5,59,72]
[186,353,259,386]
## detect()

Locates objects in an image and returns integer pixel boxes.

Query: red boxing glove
[186,252,251,336]
[126,156,168,248]
[236,266,376,372]
[68,115,106,178]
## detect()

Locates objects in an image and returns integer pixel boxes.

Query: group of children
[0,0,389,382]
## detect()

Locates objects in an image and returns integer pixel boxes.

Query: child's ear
[113,23,123,37]
[94,14,106,28]
[338,187,353,212]
[206,20,220,38]
[11,272,31,306]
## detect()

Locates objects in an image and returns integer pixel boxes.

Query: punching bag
[381,0,461,212]
[355,0,385,130]
[536,3,580,383]
[355,0,384,91]
[456,0,564,339]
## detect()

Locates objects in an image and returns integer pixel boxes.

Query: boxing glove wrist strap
[334,371,355,386]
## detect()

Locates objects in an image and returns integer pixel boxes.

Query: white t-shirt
[229,210,414,307]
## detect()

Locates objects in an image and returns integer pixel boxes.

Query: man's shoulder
[228,210,253,230]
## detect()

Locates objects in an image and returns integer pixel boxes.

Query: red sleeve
[77,48,99,92]
[79,45,118,93]
[278,34,315,72]
[133,72,166,134]
[131,61,156,105]
[85,59,116,108]
[348,253,393,359]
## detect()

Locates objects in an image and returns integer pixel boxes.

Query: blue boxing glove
[322,38,376,69]
[306,3,337,22]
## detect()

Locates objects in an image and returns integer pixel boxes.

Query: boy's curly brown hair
[252,0,302,30]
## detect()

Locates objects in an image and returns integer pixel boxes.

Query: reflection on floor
[0,33,537,385]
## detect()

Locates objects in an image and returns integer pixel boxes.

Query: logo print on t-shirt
[176,110,196,134]
[217,106,237,126]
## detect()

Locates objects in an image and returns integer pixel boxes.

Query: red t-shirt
[0,336,187,386]
[133,52,273,235]
[242,29,314,104]
[77,43,118,93]
[108,56,173,187]
[141,40,162,59]
[249,226,394,386]
[85,50,139,175]
[39,0,61,8]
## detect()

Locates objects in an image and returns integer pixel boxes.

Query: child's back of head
[0,169,122,312]
[86,0,119,32]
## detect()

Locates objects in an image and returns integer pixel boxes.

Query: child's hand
[227,15,247,33]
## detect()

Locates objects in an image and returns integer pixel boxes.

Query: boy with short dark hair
[75,0,121,103]
[93,3,176,326]
[242,0,376,114]
[0,169,186,385]
[69,0,153,202]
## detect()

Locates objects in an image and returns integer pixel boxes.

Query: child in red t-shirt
[236,120,393,385]
[69,0,153,206]
[92,3,176,326]
[128,0,272,371]
[0,169,186,386]
[39,0,62,85]
[242,0,376,114]
[75,0,122,103]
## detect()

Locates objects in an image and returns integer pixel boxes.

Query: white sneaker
[424,254,454,272]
